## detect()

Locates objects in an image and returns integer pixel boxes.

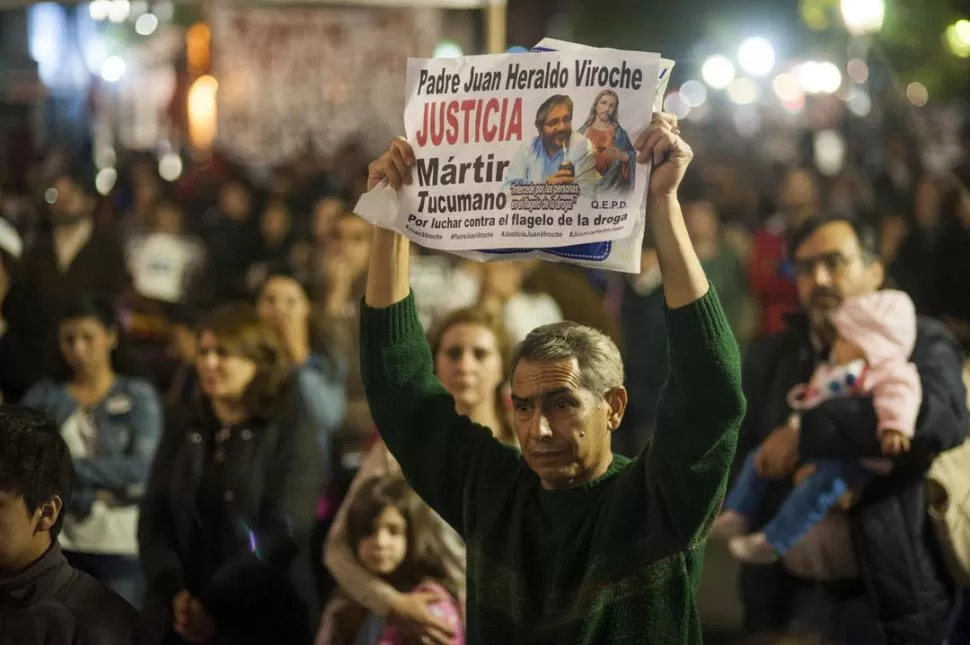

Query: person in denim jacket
[22,294,162,608]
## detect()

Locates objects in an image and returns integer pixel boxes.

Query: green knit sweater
[360,286,745,644]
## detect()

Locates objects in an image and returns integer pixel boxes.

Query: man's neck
[1,538,52,578]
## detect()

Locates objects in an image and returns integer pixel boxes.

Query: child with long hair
[316,476,464,645]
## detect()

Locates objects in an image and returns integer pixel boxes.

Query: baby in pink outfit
[714,289,922,563]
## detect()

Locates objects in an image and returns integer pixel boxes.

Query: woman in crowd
[325,306,514,642]
[257,271,347,449]
[138,303,321,645]
[21,294,163,607]
[316,476,464,645]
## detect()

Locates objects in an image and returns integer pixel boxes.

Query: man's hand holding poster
[355,40,674,273]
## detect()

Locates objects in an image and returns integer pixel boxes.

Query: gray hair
[511,322,624,396]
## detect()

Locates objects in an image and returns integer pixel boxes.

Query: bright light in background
[906,81,929,107]
[772,72,803,103]
[129,0,147,17]
[88,0,109,21]
[28,3,68,87]
[797,60,842,94]
[701,55,735,89]
[95,168,118,196]
[840,0,885,35]
[732,107,762,138]
[433,40,463,59]
[679,80,707,107]
[815,130,846,176]
[100,56,126,82]
[95,146,117,169]
[726,77,759,104]
[847,58,869,83]
[135,13,158,36]
[153,0,174,22]
[944,21,970,57]
[663,91,691,119]
[737,37,776,77]
[846,86,872,116]
[188,75,219,150]
[158,153,183,181]
[956,19,970,43]
[107,0,130,23]
[77,11,108,75]
[44,188,58,204]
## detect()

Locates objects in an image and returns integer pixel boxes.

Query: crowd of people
[0,106,968,645]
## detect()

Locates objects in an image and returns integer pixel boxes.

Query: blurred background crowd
[0,0,968,643]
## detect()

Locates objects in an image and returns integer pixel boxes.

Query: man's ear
[605,386,629,432]
[34,496,63,533]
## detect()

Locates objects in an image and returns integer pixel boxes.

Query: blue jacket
[22,376,163,516]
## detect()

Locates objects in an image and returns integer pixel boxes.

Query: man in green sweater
[359,113,746,644]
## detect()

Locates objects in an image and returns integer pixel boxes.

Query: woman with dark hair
[325,307,514,644]
[317,476,464,645]
[21,294,163,607]
[577,89,636,194]
[138,303,322,645]
[257,271,347,449]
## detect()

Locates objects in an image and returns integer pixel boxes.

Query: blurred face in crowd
[356,505,408,576]
[49,177,92,227]
[482,260,535,301]
[792,221,884,342]
[914,176,947,229]
[511,357,626,490]
[0,489,59,573]
[170,323,197,364]
[683,201,720,247]
[196,330,257,403]
[257,276,310,338]
[540,102,573,155]
[435,323,504,415]
[312,197,345,245]
[58,316,117,378]
[779,169,818,221]
[327,215,372,278]
[219,181,252,222]
[260,203,291,246]
[154,203,185,235]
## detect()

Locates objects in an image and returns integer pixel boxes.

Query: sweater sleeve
[324,444,399,617]
[868,362,923,439]
[359,293,521,532]
[645,286,746,548]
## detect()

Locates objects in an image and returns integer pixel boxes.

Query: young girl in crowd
[713,289,921,563]
[316,476,464,645]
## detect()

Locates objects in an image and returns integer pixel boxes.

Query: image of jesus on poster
[578,89,637,195]
[506,94,599,190]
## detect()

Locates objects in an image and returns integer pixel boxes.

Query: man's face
[0,490,46,573]
[595,94,618,122]
[793,221,884,340]
[511,357,624,490]
[49,177,90,226]
[541,103,573,151]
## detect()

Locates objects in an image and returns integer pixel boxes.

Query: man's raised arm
[359,139,519,531]
[637,115,746,546]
